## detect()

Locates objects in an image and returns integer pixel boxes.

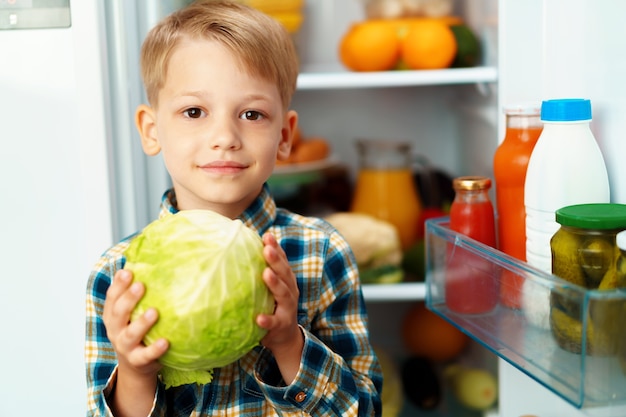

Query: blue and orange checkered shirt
[85,186,382,416]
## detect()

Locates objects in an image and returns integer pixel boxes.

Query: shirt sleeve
[255,227,383,417]
[85,247,165,417]
[85,254,119,416]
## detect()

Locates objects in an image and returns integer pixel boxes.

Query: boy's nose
[208,120,241,150]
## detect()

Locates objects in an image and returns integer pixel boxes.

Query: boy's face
[136,37,297,217]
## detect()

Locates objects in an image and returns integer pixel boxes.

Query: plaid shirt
[85,185,383,416]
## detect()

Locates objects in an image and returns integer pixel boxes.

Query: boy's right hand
[103,269,169,379]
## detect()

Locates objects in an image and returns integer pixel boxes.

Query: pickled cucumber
[587,266,626,357]
[551,231,585,287]
[549,288,582,319]
[551,231,586,317]
[598,266,619,291]
[549,219,626,357]
[579,237,614,287]
[550,306,616,355]
[616,254,626,288]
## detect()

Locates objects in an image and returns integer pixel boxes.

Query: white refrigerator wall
[498,0,626,416]
[499,0,626,203]
[0,2,113,415]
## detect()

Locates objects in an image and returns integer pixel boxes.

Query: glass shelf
[362,282,426,302]
[296,65,498,90]
[424,217,626,410]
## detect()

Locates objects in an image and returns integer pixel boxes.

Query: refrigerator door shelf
[425,217,626,410]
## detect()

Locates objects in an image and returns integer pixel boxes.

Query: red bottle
[493,104,542,308]
[445,176,498,314]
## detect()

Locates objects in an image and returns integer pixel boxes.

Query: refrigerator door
[498,0,626,415]
[0,1,113,415]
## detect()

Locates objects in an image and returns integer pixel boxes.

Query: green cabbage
[125,210,274,388]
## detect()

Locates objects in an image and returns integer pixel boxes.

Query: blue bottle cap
[541,98,592,122]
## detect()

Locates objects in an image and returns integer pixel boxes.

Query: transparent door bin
[425,218,626,409]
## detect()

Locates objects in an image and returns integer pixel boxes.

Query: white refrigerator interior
[0,2,112,415]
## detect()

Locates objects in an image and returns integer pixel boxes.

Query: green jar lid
[556,203,626,230]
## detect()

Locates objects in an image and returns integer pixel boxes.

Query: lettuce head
[124,210,274,388]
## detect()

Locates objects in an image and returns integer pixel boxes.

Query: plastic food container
[425,217,626,409]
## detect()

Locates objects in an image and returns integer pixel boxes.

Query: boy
[85,1,382,416]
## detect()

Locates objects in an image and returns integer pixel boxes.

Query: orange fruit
[402,303,470,362]
[401,20,457,70]
[389,16,463,38]
[339,20,401,72]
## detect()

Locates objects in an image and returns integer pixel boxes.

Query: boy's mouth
[199,160,248,174]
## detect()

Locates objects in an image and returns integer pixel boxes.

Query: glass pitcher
[350,139,422,250]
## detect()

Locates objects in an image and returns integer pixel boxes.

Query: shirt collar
[157,184,277,237]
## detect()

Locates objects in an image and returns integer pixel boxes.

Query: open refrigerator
[2,0,626,416]
[103,1,626,416]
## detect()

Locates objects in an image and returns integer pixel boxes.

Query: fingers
[262,233,285,265]
[123,309,169,365]
[105,269,133,306]
[104,270,145,334]
[262,233,298,293]
[262,267,289,301]
[258,234,303,353]
[123,308,158,349]
[259,233,297,326]
[256,311,273,330]
[102,269,168,377]
[142,338,169,363]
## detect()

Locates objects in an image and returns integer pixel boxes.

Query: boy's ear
[277,110,298,161]
[135,104,161,156]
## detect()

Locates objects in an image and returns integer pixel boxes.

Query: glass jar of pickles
[615,231,626,372]
[549,203,626,355]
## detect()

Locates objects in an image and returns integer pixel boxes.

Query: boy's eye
[240,110,263,121]
[183,108,205,119]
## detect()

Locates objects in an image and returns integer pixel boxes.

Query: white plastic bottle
[523,99,609,328]
[525,98,610,272]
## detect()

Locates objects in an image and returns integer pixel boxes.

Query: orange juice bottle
[350,139,422,250]
[493,104,542,308]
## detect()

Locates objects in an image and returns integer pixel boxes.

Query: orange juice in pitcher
[350,139,422,250]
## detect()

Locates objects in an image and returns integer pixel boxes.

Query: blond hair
[140,0,299,108]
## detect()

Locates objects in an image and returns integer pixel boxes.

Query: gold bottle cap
[453,176,492,191]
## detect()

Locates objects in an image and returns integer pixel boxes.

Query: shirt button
[295,391,307,402]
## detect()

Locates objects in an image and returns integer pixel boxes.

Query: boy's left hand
[256,233,303,382]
